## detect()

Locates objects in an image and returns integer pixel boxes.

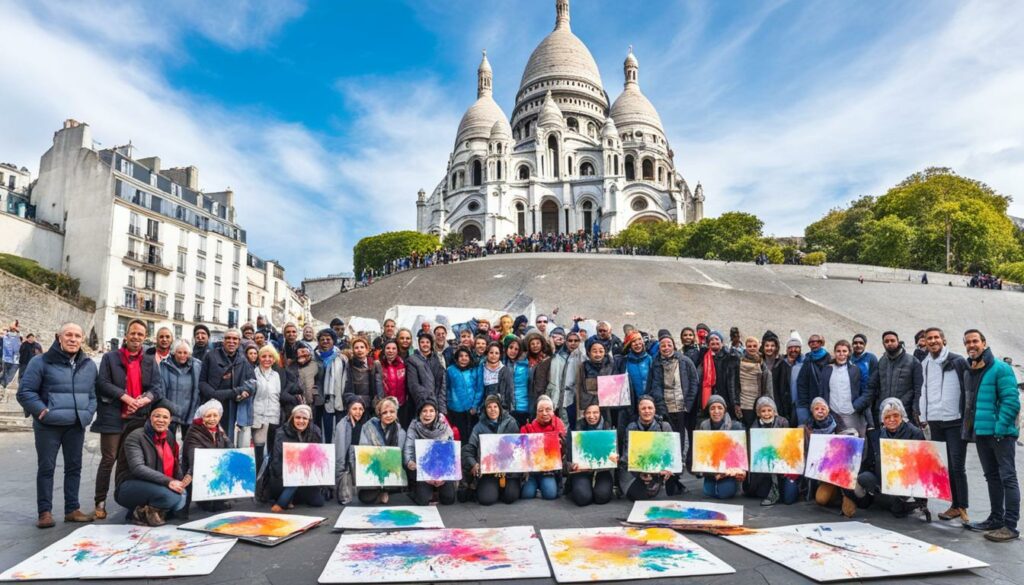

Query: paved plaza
[0,431,1021,585]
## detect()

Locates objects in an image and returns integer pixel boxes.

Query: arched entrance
[628,213,666,226]
[541,200,559,234]
[461,223,482,243]
[582,201,595,234]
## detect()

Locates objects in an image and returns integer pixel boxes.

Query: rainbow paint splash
[550,528,700,572]
[806,435,863,489]
[203,515,306,538]
[572,430,617,469]
[366,509,422,528]
[284,443,332,484]
[881,439,952,500]
[207,450,256,496]
[692,430,747,472]
[480,433,562,473]
[750,428,804,474]
[356,446,405,485]
[643,506,729,524]
[628,431,682,473]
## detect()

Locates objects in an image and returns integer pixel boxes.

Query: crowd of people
[1,321,44,391]
[14,311,1021,545]
[969,273,1004,290]
[358,231,603,285]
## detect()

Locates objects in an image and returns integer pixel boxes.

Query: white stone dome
[601,116,618,139]
[490,119,512,139]
[519,1,603,93]
[456,97,508,145]
[538,91,564,127]
[610,48,664,132]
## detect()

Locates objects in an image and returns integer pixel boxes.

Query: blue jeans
[277,486,326,508]
[0,361,17,387]
[115,479,187,513]
[521,474,559,500]
[703,477,738,499]
[33,420,85,515]
[976,435,1020,531]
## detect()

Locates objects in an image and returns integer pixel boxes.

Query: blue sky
[2,0,1023,283]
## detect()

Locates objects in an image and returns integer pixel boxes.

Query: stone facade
[301,274,355,305]
[0,268,97,350]
[417,0,704,242]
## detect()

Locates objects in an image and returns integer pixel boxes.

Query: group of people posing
[15,312,1021,545]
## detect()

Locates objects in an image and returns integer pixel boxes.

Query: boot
[841,495,856,518]
[270,504,285,513]
[761,482,780,506]
[64,509,94,523]
[959,508,970,525]
[93,501,107,520]
[145,507,167,527]
[37,511,55,529]
[131,506,150,526]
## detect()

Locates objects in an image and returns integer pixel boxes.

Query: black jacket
[199,347,256,405]
[867,348,924,422]
[115,422,183,489]
[270,422,324,481]
[92,350,163,434]
[406,350,447,414]
[769,358,795,425]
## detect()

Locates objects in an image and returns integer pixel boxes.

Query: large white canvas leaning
[318,525,551,583]
[0,525,236,581]
[540,527,735,582]
[723,521,988,582]
[192,447,256,501]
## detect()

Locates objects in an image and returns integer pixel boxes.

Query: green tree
[858,216,914,268]
[353,231,439,277]
[442,231,464,250]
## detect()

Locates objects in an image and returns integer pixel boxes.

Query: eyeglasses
[537,320,548,324]
[809,339,823,345]
[567,338,580,343]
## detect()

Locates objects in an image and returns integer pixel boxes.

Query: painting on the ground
[880,438,952,500]
[627,431,683,473]
[626,500,744,528]
[723,522,988,582]
[479,433,562,474]
[192,447,256,501]
[749,428,805,474]
[178,511,325,546]
[691,430,747,473]
[571,430,617,470]
[540,527,735,582]
[804,434,864,490]
[317,526,551,583]
[334,506,444,531]
[597,374,630,407]
[414,439,462,481]
[0,525,235,580]
[353,445,406,487]
[283,442,335,487]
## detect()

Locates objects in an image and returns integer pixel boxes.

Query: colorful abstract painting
[597,374,630,407]
[571,430,617,470]
[192,447,256,501]
[749,428,805,474]
[691,430,748,473]
[626,500,744,528]
[540,527,735,582]
[880,439,952,500]
[334,506,444,531]
[723,522,987,582]
[479,433,562,474]
[178,511,325,546]
[414,439,462,481]
[283,442,335,487]
[0,525,235,580]
[353,446,407,487]
[318,526,551,583]
[627,431,683,473]
[804,434,864,490]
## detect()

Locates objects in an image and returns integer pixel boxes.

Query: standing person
[344,337,376,403]
[333,396,367,505]
[784,333,805,424]
[191,325,211,363]
[519,396,567,500]
[647,330,696,495]
[679,327,701,364]
[404,398,457,506]
[17,332,43,384]
[762,332,795,426]
[621,330,655,416]
[535,315,550,337]
[913,330,929,362]
[373,319,397,353]
[619,396,675,501]
[919,327,970,523]
[433,325,451,366]
[329,318,349,351]
[532,327,571,428]
[376,339,410,426]
[962,329,1020,542]
[199,329,254,448]
[480,342,514,412]
[396,328,414,357]
[301,325,317,346]
[1,323,21,389]
[280,323,301,367]
[796,333,831,428]
[565,404,617,506]
[182,400,233,516]
[743,396,799,506]
[113,401,189,526]
[268,405,326,512]
[850,334,877,392]
[560,331,584,429]
[503,338,531,426]
[463,394,522,505]
[446,347,482,443]
[356,397,407,504]
[147,327,174,365]
[698,395,746,500]
[252,345,299,465]
[316,329,347,442]
[159,340,201,443]
[92,319,163,521]
[575,337,618,433]
[289,343,322,417]
[866,331,923,427]
[17,322,97,528]
[817,340,870,438]
[736,336,772,428]
[406,332,447,416]
[588,321,623,356]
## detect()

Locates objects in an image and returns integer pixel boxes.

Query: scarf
[808,347,827,362]
[811,414,838,435]
[701,349,716,409]
[351,416,365,446]
[318,347,337,369]
[521,416,566,436]
[119,347,144,418]
[411,416,449,440]
[379,419,398,447]
[152,429,175,478]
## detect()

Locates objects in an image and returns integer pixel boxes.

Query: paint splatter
[417,440,460,481]
[480,434,562,473]
[207,450,256,496]
[881,440,952,500]
[693,431,747,472]
[285,443,331,477]
[597,374,630,407]
[356,446,404,484]
[629,431,681,472]
[550,528,701,572]
[751,428,804,474]
[572,430,617,468]
[809,435,863,489]
[643,506,729,524]
[529,432,563,472]
[366,509,423,528]
[203,515,307,538]
[347,529,513,568]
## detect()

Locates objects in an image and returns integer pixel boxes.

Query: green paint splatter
[574,431,616,468]
[360,447,404,484]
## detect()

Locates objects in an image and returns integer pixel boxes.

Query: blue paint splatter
[208,450,255,495]
[419,441,457,480]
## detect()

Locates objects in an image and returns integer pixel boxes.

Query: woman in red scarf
[375,340,410,427]
[519,395,566,500]
[113,400,189,526]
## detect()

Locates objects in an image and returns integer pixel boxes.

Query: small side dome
[601,116,618,139]
[490,119,512,140]
[538,91,564,127]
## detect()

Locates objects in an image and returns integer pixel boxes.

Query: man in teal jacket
[962,329,1020,542]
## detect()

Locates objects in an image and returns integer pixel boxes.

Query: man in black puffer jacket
[866,331,923,427]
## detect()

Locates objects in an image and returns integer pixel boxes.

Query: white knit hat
[787,330,803,349]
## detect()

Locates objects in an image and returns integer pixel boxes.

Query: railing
[128,225,142,237]
[196,270,206,279]
[174,312,185,321]
[124,250,171,271]
[194,314,204,322]
[145,232,160,243]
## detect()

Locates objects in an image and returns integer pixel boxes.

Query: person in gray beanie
[743,396,799,506]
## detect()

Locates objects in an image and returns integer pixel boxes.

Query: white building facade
[417,0,704,242]
[247,254,312,329]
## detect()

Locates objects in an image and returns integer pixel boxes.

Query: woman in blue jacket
[503,338,531,426]
[446,347,483,442]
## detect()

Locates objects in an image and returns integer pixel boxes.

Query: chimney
[137,156,161,174]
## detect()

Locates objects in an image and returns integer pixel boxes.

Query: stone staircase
[0,387,31,431]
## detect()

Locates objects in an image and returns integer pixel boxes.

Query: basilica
[416,0,705,242]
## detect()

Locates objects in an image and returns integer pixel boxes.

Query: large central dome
[518,0,603,93]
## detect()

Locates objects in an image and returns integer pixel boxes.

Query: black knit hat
[658,329,673,341]
[330,317,344,327]
[193,324,210,337]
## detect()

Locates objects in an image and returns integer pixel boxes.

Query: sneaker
[131,506,149,526]
[984,527,1020,542]
[761,483,780,507]
[37,511,55,529]
[965,518,1004,532]
[64,509,94,523]
[144,507,166,527]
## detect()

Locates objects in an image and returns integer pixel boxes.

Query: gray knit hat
[706,394,727,410]
[755,396,777,414]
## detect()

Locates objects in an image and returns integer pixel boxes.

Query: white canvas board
[626,500,744,527]
[334,506,444,531]
[283,442,336,487]
[192,448,256,501]
[414,439,462,481]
